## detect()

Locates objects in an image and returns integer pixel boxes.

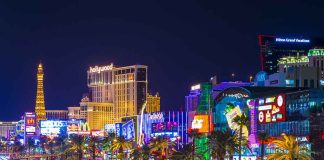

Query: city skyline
[2,1,324,120]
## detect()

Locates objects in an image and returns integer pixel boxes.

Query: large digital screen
[122,120,135,140]
[152,122,177,133]
[191,115,212,133]
[225,104,248,140]
[40,120,67,136]
[258,94,286,123]
[24,112,36,136]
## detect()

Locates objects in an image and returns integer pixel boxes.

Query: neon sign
[191,84,201,91]
[258,94,286,123]
[308,49,324,56]
[89,64,113,73]
[24,112,36,136]
[275,38,310,43]
[191,115,212,133]
[149,112,164,120]
[225,93,249,99]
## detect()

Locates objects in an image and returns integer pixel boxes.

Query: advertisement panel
[258,94,286,123]
[225,104,248,140]
[91,130,105,137]
[122,120,135,140]
[105,124,116,133]
[24,112,36,136]
[152,122,177,133]
[40,120,67,136]
[115,123,123,137]
[191,115,212,133]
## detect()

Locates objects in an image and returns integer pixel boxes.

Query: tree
[170,143,203,160]
[141,144,151,160]
[149,137,175,160]
[130,147,142,160]
[258,131,268,160]
[67,134,87,160]
[27,137,35,155]
[233,114,249,160]
[207,129,239,160]
[12,141,24,158]
[87,136,100,160]
[102,133,116,158]
[188,129,201,160]
[110,136,132,159]
[267,133,313,160]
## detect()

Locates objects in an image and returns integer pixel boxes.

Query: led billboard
[191,115,212,133]
[258,94,286,123]
[40,120,67,136]
[24,112,36,136]
[225,104,248,140]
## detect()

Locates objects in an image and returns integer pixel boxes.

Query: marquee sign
[89,63,113,73]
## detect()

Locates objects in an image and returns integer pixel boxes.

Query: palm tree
[267,133,313,160]
[233,114,249,160]
[67,134,87,160]
[130,147,142,160]
[207,129,239,160]
[27,137,35,156]
[12,141,24,158]
[258,131,268,160]
[102,133,116,158]
[141,144,151,160]
[88,136,100,160]
[110,136,132,159]
[149,137,176,159]
[170,143,203,160]
[188,129,201,159]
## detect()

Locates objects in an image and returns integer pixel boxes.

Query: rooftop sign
[89,63,113,73]
[308,49,324,56]
[275,38,310,43]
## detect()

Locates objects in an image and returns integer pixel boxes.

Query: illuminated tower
[35,63,47,122]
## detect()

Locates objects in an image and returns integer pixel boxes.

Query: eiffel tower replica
[35,63,47,124]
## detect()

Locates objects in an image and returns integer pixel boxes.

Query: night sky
[1,0,324,121]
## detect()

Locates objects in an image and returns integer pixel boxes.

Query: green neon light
[278,56,309,64]
[308,49,324,56]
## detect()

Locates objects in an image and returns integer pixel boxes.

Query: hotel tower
[85,63,148,129]
[35,63,47,123]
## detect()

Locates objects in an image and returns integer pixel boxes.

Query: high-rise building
[113,65,147,121]
[85,102,114,130]
[35,63,46,123]
[258,35,324,74]
[87,64,148,124]
[46,110,69,120]
[146,93,160,113]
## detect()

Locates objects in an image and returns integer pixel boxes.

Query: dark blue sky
[1,0,324,120]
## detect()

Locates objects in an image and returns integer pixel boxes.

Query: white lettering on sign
[191,119,203,129]
[258,105,272,111]
[89,64,113,73]
[226,93,249,99]
[275,38,310,43]
[149,113,164,120]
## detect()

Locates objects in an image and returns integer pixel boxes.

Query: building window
[310,80,314,88]
[304,79,308,88]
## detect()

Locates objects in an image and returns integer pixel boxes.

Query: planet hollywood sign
[89,63,113,74]
[149,113,164,120]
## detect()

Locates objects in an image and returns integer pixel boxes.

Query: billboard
[225,104,248,140]
[122,120,135,140]
[191,115,212,133]
[24,112,36,136]
[152,122,177,133]
[258,94,286,123]
[105,124,115,133]
[115,123,123,137]
[91,130,105,137]
[40,120,67,136]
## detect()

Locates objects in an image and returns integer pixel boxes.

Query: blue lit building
[139,111,188,147]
